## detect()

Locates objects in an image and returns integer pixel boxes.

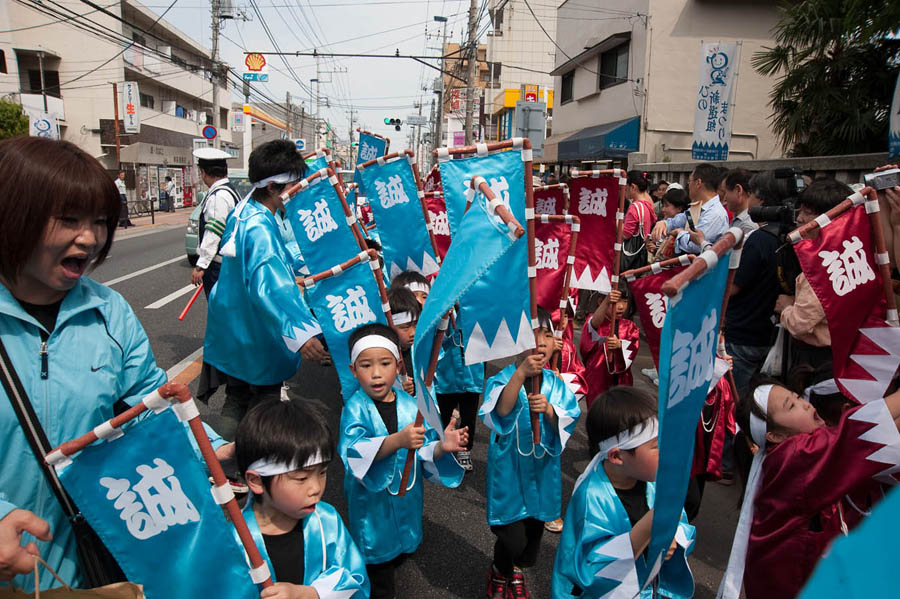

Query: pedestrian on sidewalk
[164,176,176,212]
[115,170,133,228]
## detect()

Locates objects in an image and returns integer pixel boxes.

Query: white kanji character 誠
[297,198,338,242]
[577,186,608,217]
[535,237,560,270]
[818,236,875,297]
[375,174,411,209]
[327,285,376,333]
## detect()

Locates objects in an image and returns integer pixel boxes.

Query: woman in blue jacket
[0,138,168,592]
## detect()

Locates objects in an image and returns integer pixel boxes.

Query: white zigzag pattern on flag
[281,322,324,353]
[388,252,441,280]
[621,339,634,370]
[589,533,641,599]
[848,400,900,485]
[838,324,900,404]
[560,372,585,400]
[464,311,535,365]
[570,264,611,293]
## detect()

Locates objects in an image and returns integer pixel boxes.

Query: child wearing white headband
[235,398,369,599]
[719,379,900,599]
[386,286,420,396]
[338,323,469,599]
[551,386,695,599]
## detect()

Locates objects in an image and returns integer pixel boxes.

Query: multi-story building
[440,42,489,146]
[484,0,556,142]
[0,0,235,209]
[545,0,782,166]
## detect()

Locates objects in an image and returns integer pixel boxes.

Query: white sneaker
[457,450,474,471]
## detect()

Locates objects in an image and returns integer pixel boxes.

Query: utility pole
[315,56,321,148]
[112,82,121,169]
[347,108,358,168]
[463,0,478,145]
[210,0,221,148]
[433,15,449,158]
[286,91,293,139]
[429,98,436,157]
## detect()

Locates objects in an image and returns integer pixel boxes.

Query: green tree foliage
[0,98,29,140]
[753,0,900,156]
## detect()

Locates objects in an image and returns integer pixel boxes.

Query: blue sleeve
[311,506,370,599]
[0,497,17,522]
[338,396,395,492]
[417,422,464,488]
[674,230,701,255]
[665,213,687,231]
[658,511,697,599]
[540,374,580,457]
[478,368,521,436]
[111,296,167,408]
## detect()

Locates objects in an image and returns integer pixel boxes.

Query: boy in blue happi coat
[551,387,695,599]
[236,398,369,599]
[338,323,469,599]
[480,307,581,599]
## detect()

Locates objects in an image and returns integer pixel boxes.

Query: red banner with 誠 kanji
[568,177,618,292]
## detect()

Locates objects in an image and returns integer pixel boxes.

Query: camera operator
[774,178,853,369]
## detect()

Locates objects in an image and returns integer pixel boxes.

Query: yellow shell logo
[245,53,266,72]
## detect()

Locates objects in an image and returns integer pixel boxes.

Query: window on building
[139,92,154,110]
[0,50,6,74]
[489,6,504,34]
[560,71,574,104]
[132,31,147,47]
[28,69,60,98]
[599,43,629,89]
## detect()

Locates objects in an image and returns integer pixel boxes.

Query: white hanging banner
[122,81,141,134]
[890,71,900,158]
[28,111,60,139]
[691,41,740,161]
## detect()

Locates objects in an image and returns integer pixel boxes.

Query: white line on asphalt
[166,347,203,380]
[145,284,196,309]
[102,256,185,286]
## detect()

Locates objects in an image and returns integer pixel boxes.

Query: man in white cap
[191,147,240,296]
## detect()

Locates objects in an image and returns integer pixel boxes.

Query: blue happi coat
[243,498,370,598]
[338,387,464,564]
[434,326,484,395]
[551,453,696,599]
[479,365,580,525]
[204,199,321,385]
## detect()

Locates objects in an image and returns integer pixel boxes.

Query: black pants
[490,518,544,577]
[366,554,406,599]
[437,392,478,451]
[201,261,221,298]
[219,376,281,440]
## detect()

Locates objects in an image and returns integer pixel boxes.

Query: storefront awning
[557,116,639,162]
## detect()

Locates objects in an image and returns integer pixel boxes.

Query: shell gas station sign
[242,53,269,82]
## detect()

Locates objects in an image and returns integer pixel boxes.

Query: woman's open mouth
[60,255,89,279]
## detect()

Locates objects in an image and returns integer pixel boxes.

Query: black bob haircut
[797,178,852,217]
[586,386,657,458]
[387,286,422,320]
[662,187,689,211]
[347,322,400,355]
[390,270,430,293]
[626,170,649,192]
[249,139,306,201]
[236,399,334,495]
[692,163,722,192]
[535,305,554,333]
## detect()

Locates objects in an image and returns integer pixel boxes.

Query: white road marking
[145,284,196,309]
[102,256,185,286]
[166,347,203,380]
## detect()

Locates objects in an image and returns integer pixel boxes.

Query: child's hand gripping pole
[398,315,448,497]
[178,284,204,321]
[48,382,274,589]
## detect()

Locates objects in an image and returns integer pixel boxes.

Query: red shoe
[486,566,508,599]
[507,568,531,599]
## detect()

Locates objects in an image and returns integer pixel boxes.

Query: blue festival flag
[304,254,389,397]
[437,156,475,237]
[356,155,439,279]
[357,132,387,164]
[286,170,360,275]
[645,254,730,584]
[305,149,330,173]
[56,408,258,599]
[800,484,900,598]
[436,149,534,364]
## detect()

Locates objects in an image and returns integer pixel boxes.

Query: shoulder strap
[0,337,78,517]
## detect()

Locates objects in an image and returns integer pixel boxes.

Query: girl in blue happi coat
[551,387,695,599]
[480,307,581,599]
[236,398,369,599]
[338,323,468,599]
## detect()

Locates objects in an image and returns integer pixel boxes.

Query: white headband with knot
[392,311,414,326]
[247,450,326,476]
[405,282,430,294]
[350,334,400,364]
[596,418,658,462]
[252,172,302,189]
[718,384,774,599]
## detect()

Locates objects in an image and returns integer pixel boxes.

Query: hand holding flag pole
[178,284,204,321]
[533,214,580,372]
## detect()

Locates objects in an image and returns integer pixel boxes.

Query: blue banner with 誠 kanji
[305,256,388,398]
[356,155,439,280]
[645,254,729,587]
[56,409,258,599]
[286,171,360,275]
[357,133,387,165]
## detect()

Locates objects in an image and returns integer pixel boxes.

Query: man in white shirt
[115,170,133,228]
[190,148,239,296]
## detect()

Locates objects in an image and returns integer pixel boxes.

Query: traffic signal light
[384,117,402,131]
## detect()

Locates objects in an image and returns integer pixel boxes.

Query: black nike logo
[91,365,103,372]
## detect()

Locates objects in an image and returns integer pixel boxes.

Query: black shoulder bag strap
[0,336,125,587]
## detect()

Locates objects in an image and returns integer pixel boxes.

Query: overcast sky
[146,0,476,143]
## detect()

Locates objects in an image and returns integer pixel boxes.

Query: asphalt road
[92,221,740,598]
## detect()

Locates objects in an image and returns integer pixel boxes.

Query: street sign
[122,82,141,133]
[407,115,428,126]
[524,84,539,103]
[202,125,218,140]
[513,100,546,157]
[294,138,306,151]
[243,52,269,82]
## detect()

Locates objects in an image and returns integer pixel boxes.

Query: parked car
[185,171,252,265]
